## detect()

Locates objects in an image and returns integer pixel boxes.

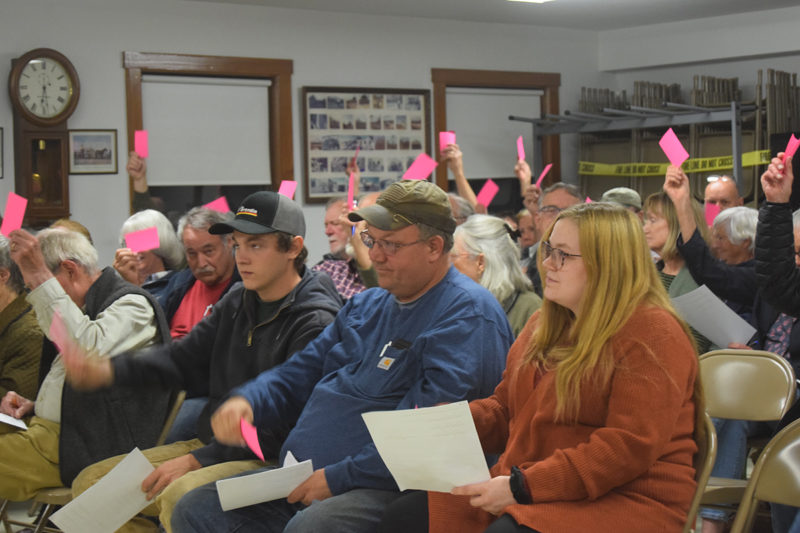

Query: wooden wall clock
[8,48,80,225]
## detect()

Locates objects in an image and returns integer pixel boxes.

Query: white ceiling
[187,0,800,31]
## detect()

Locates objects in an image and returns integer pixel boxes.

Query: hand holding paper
[659,128,689,168]
[134,130,149,159]
[125,227,160,253]
[211,396,253,447]
[761,153,795,204]
[0,391,34,420]
[240,418,265,461]
[402,154,438,181]
[0,192,27,237]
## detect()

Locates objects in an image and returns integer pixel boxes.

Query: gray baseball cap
[601,187,642,210]
[209,191,306,237]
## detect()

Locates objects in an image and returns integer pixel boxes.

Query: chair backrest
[155,390,187,447]
[699,349,796,421]
[683,411,717,533]
[729,417,800,532]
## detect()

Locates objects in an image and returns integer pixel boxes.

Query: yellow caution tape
[579,150,771,177]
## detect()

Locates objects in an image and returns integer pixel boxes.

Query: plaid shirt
[312,255,367,299]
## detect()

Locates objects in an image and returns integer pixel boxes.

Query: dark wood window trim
[123,52,294,212]
[431,68,560,189]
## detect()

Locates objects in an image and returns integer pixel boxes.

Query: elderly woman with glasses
[450,215,541,337]
[0,236,43,408]
[379,203,702,533]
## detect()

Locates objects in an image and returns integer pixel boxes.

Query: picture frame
[302,86,431,203]
[68,129,118,174]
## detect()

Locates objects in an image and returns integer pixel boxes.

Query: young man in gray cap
[64,191,343,533]
[169,179,514,533]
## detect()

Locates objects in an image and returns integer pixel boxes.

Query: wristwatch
[509,466,532,504]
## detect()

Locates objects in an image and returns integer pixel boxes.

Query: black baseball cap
[209,191,306,237]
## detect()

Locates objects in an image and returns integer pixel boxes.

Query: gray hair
[38,227,99,275]
[448,193,475,223]
[120,209,185,270]
[0,236,25,294]
[713,206,758,253]
[326,196,348,210]
[177,206,234,245]
[455,214,532,302]
[539,182,581,209]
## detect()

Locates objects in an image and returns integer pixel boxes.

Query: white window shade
[141,75,271,186]
[445,88,542,179]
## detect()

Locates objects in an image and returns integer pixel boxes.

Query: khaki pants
[72,439,265,533]
[0,417,63,501]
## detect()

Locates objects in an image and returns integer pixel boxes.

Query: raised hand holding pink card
[134,130,149,158]
[516,136,525,161]
[476,179,499,208]
[439,131,456,152]
[535,164,552,188]
[402,154,438,181]
[0,192,28,237]
[278,180,297,199]
[125,227,160,253]
[658,128,689,168]
[783,134,800,166]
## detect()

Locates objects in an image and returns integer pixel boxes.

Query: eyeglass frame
[360,229,425,256]
[538,205,564,216]
[541,240,582,270]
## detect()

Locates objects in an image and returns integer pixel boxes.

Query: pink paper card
[203,196,231,213]
[278,180,297,199]
[0,192,28,237]
[517,136,526,161]
[402,153,438,181]
[134,130,149,158]
[783,134,800,165]
[535,164,552,188]
[658,128,689,168]
[439,131,456,151]
[705,202,721,227]
[476,179,500,208]
[354,146,361,160]
[125,227,160,253]
[347,173,356,211]
[49,309,69,353]
[240,418,265,462]
[585,196,592,203]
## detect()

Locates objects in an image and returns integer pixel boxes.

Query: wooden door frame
[431,68,560,190]
[122,52,293,212]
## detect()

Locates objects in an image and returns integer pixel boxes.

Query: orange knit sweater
[428,307,698,533]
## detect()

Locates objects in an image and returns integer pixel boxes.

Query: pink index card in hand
[705,202,721,227]
[204,196,231,213]
[476,179,500,208]
[240,418,265,461]
[516,136,526,161]
[439,131,456,151]
[278,180,297,199]
[125,227,160,253]
[783,134,800,165]
[402,153,438,181]
[354,145,361,161]
[535,164,552,188]
[659,128,689,168]
[134,130,149,158]
[0,192,27,237]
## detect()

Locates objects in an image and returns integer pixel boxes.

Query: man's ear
[58,259,81,279]
[0,267,10,285]
[288,236,304,259]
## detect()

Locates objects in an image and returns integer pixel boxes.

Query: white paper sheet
[0,413,27,430]
[50,448,154,533]
[362,401,490,492]
[671,284,757,348]
[216,455,313,511]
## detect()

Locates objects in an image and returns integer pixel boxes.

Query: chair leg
[33,503,63,533]
[0,499,13,533]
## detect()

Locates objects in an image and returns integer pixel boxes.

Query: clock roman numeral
[23,95,30,102]
[31,102,37,111]
[59,86,68,91]
[30,64,37,71]
[57,75,64,80]
[42,61,46,70]
[22,73,29,78]
[57,96,65,103]
[20,85,27,90]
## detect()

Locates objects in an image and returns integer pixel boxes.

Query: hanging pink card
[516,136,525,161]
[402,154,438,181]
[476,179,500,208]
[658,128,689,168]
[278,180,297,199]
[125,227,160,253]
[134,130,149,158]
[783,134,800,165]
[705,202,721,227]
[535,164,552,187]
[439,131,456,151]
[203,197,231,213]
[0,192,28,237]
[240,418,265,461]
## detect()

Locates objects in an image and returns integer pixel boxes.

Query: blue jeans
[164,397,208,444]
[171,467,401,533]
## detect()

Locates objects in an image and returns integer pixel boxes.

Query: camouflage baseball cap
[348,180,456,234]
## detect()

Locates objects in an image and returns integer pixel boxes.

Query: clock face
[17,56,75,119]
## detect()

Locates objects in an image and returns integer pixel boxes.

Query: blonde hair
[643,191,708,261]
[529,202,698,422]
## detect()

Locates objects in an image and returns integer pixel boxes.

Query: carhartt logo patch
[377,357,395,370]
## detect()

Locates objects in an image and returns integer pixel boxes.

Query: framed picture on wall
[68,129,118,174]
[302,86,431,203]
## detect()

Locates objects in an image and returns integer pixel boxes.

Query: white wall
[0,0,600,265]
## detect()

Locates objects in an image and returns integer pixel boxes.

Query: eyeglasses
[360,230,423,256]
[542,240,582,270]
[539,205,563,216]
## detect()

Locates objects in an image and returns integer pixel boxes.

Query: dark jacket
[53,267,172,485]
[755,202,800,316]
[111,266,343,466]
[158,267,242,323]
[677,229,757,321]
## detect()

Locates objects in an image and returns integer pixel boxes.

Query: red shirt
[169,278,230,339]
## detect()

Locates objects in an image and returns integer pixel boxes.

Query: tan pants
[72,439,265,533]
[0,417,63,501]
